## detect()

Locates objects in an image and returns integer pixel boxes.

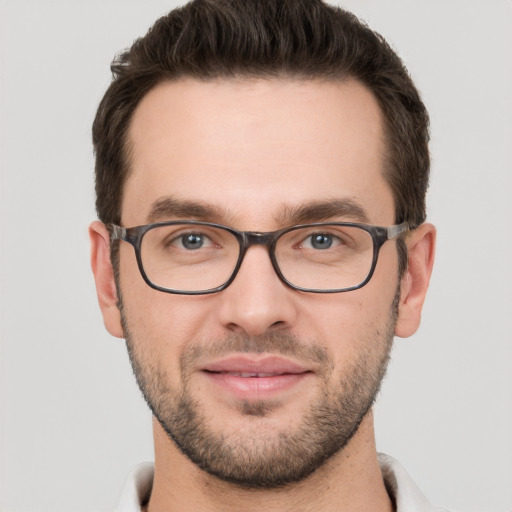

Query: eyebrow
[146,196,369,226]
[147,196,238,224]
[276,198,370,225]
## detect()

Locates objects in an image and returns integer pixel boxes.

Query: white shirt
[116,453,450,511]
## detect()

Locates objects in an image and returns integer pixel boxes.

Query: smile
[209,371,292,378]
[200,355,313,399]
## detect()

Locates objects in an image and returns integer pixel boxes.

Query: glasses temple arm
[387,222,410,239]
[107,224,126,241]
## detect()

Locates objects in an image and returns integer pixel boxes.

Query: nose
[215,245,298,337]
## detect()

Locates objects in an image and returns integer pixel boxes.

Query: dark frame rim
[108,220,409,295]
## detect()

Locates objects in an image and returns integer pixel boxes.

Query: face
[114,78,403,487]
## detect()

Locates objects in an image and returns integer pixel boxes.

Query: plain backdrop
[1,1,511,511]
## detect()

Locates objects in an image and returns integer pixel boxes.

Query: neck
[146,411,393,512]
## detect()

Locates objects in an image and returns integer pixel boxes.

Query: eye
[309,233,333,249]
[303,233,340,250]
[174,233,213,250]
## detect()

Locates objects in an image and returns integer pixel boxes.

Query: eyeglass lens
[139,223,375,293]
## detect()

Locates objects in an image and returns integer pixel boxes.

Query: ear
[89,221,124,338]
[395,223,436,338]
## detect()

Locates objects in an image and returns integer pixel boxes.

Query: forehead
[122,77,393,227]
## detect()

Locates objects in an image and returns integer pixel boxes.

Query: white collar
[378,453,449,511]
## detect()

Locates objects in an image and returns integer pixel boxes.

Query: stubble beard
[121,292,398,489]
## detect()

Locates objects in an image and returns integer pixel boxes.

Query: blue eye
[309,233,333,250]
[181,233,205,250]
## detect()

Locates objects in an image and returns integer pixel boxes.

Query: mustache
[180,332,334,370]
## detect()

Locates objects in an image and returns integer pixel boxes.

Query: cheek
[122,293,209,342]
[119,263,220,369]
[119,244,208,328]
[297,284,396,333]
[293,281,398,364]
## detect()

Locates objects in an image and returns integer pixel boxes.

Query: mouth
[208,371,293,377]
[200,355,313,399]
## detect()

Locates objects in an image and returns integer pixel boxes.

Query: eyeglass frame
[108,220,410,295]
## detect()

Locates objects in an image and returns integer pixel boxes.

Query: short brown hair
[93,0,429,242]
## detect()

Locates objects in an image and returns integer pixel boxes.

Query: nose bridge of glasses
[238,231,280,272]
[243,231,276,249]
[232,231,285,289]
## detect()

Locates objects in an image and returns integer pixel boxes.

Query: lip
[203,355,310,374]
[201,355,313,399]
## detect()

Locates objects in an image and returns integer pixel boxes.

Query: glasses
[109,221,409,295]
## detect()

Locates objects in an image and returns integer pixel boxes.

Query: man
[89,0,439,510]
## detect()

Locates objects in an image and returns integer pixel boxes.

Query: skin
[90,78,435,512]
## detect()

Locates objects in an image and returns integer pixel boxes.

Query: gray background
[1,1,511,511]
